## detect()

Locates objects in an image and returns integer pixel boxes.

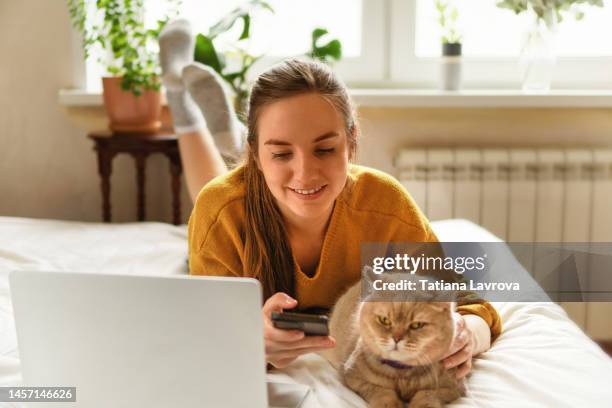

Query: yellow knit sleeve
[456,302,502,342]
[187,187,246,279]
[188,230,239,279]
[188,218,241,278]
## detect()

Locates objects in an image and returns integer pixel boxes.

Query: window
[415,0,612,58]
[81,0,612,91]
[390,0,612,88]
[85,0,382,91]
[147,0,362,57]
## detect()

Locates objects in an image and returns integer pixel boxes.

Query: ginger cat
[323,275,465,408]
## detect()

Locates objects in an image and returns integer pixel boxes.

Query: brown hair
[243,59,358,302]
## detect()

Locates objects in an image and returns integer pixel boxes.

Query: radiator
[395,148,612,339]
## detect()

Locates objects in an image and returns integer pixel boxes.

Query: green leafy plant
[194,0,343,115]
[67,0,179,95]
[307,28,342,63]
[496,0,604,28]
[435,0,462,44]
[194,0,272,111]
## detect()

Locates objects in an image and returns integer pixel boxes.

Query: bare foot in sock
[159,19,203,133]
[159,19,194,91]
[182,62,246,160]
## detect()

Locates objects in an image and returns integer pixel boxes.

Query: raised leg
[159,19,228,203]
[177,129,227,203]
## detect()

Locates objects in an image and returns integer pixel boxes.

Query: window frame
[76,0,612,92]
[389,0,612,89]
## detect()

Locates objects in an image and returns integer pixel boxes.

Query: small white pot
[440,43,462,91]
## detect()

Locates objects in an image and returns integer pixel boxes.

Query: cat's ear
[361,265,377,285]
[360,265,382,302]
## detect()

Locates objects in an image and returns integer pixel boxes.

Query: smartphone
[271,311,329,336]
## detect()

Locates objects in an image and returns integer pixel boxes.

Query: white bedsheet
[0,216,611,407]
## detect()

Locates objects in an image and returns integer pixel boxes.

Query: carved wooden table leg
[168,152,183,225]
[97,149,114,222]
[134,153,148,221]
[89,131,181,224]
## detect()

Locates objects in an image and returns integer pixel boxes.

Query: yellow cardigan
[188,164,502,341]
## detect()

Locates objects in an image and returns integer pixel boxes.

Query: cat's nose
[393,335,403,343]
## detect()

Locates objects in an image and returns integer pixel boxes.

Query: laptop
[9,271,310,408]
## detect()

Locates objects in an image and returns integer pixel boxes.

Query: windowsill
[58,88,612,108]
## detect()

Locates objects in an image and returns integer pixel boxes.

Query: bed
[1,216,611,407]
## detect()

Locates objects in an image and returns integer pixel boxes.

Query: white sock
[182,62,246,160]
[158,19,205,133]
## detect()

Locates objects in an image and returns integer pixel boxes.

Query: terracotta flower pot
[102,77,162,134]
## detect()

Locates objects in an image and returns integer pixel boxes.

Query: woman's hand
[263,292,336,369]
[441,312,474,379]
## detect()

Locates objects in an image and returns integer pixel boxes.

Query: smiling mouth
[289,185,326,195]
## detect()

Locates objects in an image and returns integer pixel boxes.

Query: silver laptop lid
[9,271,267,408]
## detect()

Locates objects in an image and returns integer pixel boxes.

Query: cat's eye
[377,315,391,327]
[409,322,426,330]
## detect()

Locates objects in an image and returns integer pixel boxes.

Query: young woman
[159,21,501,371]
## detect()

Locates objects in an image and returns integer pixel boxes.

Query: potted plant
[67,0,178,133]
[193,0,342,118]
[496,0,603,91]
[435,0,462,91]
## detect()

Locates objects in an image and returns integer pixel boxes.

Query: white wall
[2,1,612,225]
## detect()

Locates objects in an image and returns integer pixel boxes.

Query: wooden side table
[88,130,183,225]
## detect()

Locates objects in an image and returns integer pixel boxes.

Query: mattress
[0,216,611,407]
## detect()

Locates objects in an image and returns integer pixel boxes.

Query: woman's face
[256,92,351,223]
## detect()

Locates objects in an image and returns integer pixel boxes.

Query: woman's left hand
[441,312,474,379]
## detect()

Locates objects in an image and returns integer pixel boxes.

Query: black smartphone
[271,311,329,336]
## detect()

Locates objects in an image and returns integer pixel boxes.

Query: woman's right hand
[263,292,336,369]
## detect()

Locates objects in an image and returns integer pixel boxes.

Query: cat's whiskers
[403,341,417,350]
[376,337,395,351]
[377,337,396,352]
